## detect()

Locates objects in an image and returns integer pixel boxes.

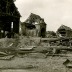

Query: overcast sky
[15,0,72,32]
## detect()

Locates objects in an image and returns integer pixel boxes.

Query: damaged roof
[58,25,72,31]
[25,13,46,24]
[22,13,46,29]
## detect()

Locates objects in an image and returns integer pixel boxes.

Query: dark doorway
[41,28,45,37]
[59,29,66,37]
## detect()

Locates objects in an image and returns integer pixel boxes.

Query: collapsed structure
[46,31,57,38]
[21,13,46,38]
[0,0,21,38]
[56,25,72,37]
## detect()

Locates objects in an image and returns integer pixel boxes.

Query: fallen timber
[0,46,72,58]
[15,46,72,58]
[46,54,68,57]
[45,46,72,50]
[53,46,72,51]
[2,46,72,54]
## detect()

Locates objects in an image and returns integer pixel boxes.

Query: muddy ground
[0,54,72,72]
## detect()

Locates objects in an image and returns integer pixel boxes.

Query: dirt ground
[0,37,72,72]
[0,54,72,72]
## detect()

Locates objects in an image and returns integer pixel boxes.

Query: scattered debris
[17,46,35,51]
[63,59,70,65]
[16,46,35,55]
[0,51,7,56]
[63,59,72,68]
[46,54,68,57]
[7,43,13,47]
[17,65,38,69]
[0,55,15,60]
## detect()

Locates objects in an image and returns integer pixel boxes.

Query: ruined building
[0,0,21,38]
[46,31,57,38]
[56,25,72,37]
[21,13,46,37]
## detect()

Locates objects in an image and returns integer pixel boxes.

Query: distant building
[56,25,72,37]
[21,13,46,37]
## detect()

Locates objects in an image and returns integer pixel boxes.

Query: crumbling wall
[21,13,46,37]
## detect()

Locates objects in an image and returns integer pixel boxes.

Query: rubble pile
[17,36,41,48]
[0,38,16,48]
